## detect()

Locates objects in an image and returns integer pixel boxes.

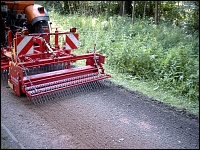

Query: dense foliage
[37,1,199,33]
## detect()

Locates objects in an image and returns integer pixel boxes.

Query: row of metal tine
[26,73,108,96]
[27,80,108,105]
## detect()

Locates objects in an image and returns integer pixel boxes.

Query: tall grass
[49,11,199,115]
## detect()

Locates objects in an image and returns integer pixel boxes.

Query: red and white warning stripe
[65,33,78,50]
[16,36,34,56]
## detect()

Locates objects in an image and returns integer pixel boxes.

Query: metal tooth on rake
[37,97,42,104]
[69,88,74,96]
[74,86,79,93]
[31,97,37,105]
[36,97,41,104]
[68,87,73,95]
[58,90,63,98]
[62,89,67,97]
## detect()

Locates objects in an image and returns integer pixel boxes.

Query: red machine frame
[1,27,111,98]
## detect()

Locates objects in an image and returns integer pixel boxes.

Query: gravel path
[1,80,199,149]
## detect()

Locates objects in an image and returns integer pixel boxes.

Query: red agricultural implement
[1,1,111,104]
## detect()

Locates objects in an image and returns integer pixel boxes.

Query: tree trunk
[143,1,147,19]
[123,1,125,17]
[119,1,133,16]
[155,1,158,25]
[132,1,135,25]
[119,1,123,16]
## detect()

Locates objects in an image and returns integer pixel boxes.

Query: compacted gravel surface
[1,80,199,149]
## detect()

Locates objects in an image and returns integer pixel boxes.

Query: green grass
[48,11,199,116]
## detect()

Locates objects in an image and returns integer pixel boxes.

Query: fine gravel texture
[1,79,199,149]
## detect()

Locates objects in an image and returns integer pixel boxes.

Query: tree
[143,1,147,19]
[155,1,158,25]
[132,1,136,25]
[119,1,132,16]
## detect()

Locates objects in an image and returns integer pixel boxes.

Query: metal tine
[101,80,106,87]
[77,84,83,93]
[76,85,82,93]
[77,85,82,93]
[44,94,48,103]
[67,88,72,96]
[65,88,71,97]
[37,96,42,105]
[72,86,77,94]
[58,90,63,98]
[38,97,43,105]
[70,87,75,96]
[93,81,99,90]
[74,86,78,93]
[35,97,39,105]
[45,94,49,102]
[82,84,87,92]
[86,83,90,91]
[94,81,99,89]
[69,87,73,96]
[40,95,45,103]
[87,83,92,91]
[61,89,66,98]
[35,97,39,104]
[68,87,73,96]
[25,78,109,104]
[57,90,61,98]
[55,91,60,99]
[62,89,67,97]
[49,93,54,101]
[81,83,86,92]
[86,83,91,91]
[90,82,95,90]
[83,83,88,92]
[99,80,104,88]
[66,88,71,97]
[59,88,64,96]
[32,98,37,105]
[49,91,54,100]
[78,84,84,93]
[89,82,95,90]
[62,89,66,98]
[39,96,44,104]
[47,94,51,102]
[96,81,101,88]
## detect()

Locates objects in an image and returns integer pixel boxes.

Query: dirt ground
[1,79,199,149]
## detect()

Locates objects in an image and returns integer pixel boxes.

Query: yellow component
[8,80,14,89]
